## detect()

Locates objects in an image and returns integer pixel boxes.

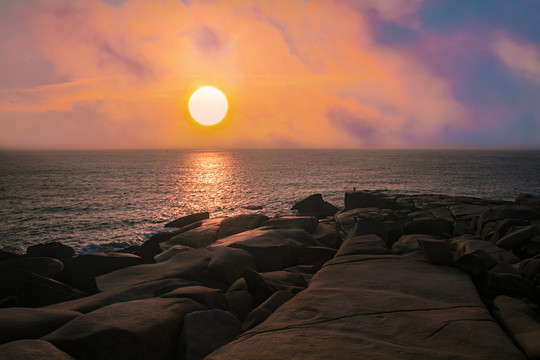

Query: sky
[1,0,539,149]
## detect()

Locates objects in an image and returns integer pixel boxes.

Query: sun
[188,86,228,126]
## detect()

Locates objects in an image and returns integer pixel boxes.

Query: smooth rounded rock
[25,242,75,262]
[179,309,241,360]
[496,225,537,250]
[161,218,224,250]
[210,227,320,272]
[0,308,81,345]
[160,285,229,310]
[261,216,319,234]
[70,252,144,293]
[217,214,269,239]
[206,247,256,286]
[153,245,191,263]
[44,297,206,360]
[164,212,209,228]
[493,295,540,360]
[0,339,74,360]
[0,257,64,279]
[291,194,339,218]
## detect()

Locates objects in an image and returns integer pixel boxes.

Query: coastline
[1,191,540,359]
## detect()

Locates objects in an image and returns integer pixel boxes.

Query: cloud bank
[0,0,538,149]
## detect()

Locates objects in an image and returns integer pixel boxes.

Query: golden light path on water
[175,151,238,216]
[2,149,539,252]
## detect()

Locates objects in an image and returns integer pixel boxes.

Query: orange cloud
[0,0,467,149]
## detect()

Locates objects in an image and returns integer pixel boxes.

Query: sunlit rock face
[205,235,525,360]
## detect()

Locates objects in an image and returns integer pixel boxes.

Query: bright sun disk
[188,86,228,126]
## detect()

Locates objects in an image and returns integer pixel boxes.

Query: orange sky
[1,0,539,149]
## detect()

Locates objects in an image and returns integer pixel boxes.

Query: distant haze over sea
[1,149,539,252]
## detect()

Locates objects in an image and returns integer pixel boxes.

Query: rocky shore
[1,191,540,359]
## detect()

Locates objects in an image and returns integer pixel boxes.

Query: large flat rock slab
[206,252,525,359]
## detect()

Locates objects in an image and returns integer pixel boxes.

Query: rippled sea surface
[1,149,539,252]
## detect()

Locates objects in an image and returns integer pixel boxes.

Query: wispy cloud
[0,0,538,149]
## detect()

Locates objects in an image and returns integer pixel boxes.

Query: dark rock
[430,207,454,222]
[96,248,214,292]
[496,225,537,251]
[0,257,64,280]
[298,246,337,265]
[25,243,74,282]
[477,205,540,238]
[493,295,540,359]
[164,212,209,228]
[206,247,256,286]
[160,285,228,310]
[153,245,191,263]
[4,270,87,307]
[283,265,319,280]
[46,278,200,314]
[407,210,434,221]
[493,219,532,242]
[232,270,308,292]
[479,221,498,241]
[344,191,400,211]
[43,297,206,360]
[0,308,80,345]
[519,258,540,282]
[484,272,535,298]
[217,214,269,239]
[516,235,540,258]
[449,204,489,222]
[489,262,522,277]
[291,194,339,218]
[25,242,75,261]
[450,235,521,264]
[96,247,255,294]
[70,252,144,293]
[454,250,497,275]
[225,290,256,321]
[453,221,475,236]
[210,227,320,272]
[243,269,306,305]
[336,234,391,257]
[0,245,24,261]
[402,218,454,237]
[391,234,439,259]
[350,219,389,244]
[515,194,540,212]
[152,280,204,297]
[417,238,453,265]
[242,290,295,331]
[261,216,318,234]
[0,339,74,360]
[160,218,224,249]
[119,228,188,262]
[243,269,278,305]
[179,309,241,360]
[312,221,342,249]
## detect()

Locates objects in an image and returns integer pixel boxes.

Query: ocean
[1,149,539,252]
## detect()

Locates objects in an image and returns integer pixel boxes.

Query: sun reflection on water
[177,151,237,215]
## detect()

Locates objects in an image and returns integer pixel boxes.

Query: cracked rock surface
[205,233,525,359]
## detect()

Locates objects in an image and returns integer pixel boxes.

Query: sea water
[1,149,539,252]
